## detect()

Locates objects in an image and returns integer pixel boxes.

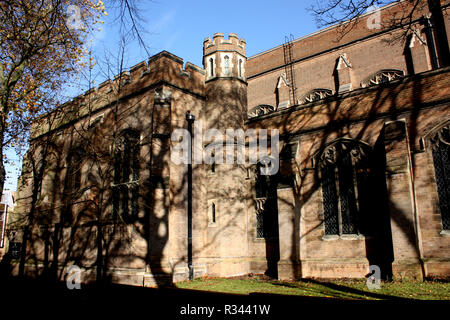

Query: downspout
[186,111,195,281]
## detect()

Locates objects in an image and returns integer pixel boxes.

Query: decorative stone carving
[429,123,450,150]
[318,139,370,169]
[336,53,352,70]
[154,88,172,103]
[361,69,404,88]
[255,197,267,214]
[298,89,333,105]
[336,53,353,93]
[248,104,276,118]
[409,29,427,48]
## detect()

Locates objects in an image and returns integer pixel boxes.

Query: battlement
[204,33,246,56]
[30,51,206,138]
[68,50,205,103]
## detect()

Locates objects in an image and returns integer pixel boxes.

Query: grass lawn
[176,275,450,300]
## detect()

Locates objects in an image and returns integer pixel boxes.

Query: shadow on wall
[258,62,439,280]
[2,81,179,288]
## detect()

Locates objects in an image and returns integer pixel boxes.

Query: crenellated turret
[201,32,248,132]
[203,33,246,82]
[200,33,249,277]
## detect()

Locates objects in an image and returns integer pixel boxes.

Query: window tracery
[361,69,404,88]
[317,139,372,236]
[248,104,276,119]
[113,130,140,222]
[428,123,450,230]
[298,89,333,105]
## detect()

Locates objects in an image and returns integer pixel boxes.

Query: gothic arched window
[209,57,214,77]
[223,55,230,75]
[317,139,372,236]
[238,59,243,78]
[64,147,85,224]
[429,123,450,230]
[113,130,140,222]
[254,163,277,239]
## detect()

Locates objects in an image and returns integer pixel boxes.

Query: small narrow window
[211,203,216,223]
[256,210,264,238]
[210,152,215,174]
[209,58,214,77]
[224,55,230,75]
[113,130,140,223]
[63,147,85,224]
[238,59,243,78]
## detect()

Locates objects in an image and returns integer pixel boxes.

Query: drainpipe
[186,110,195,281]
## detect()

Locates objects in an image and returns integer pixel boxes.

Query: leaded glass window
[113,130,140,222]
[318,140,371,236]
[63,148,84,224]
[254,165,278,239]
[256,208,265,238]
[430,124,450,230]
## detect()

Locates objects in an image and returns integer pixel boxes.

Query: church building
[10,0,450,285]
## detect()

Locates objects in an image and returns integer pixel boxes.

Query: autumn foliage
[0,0,107,190]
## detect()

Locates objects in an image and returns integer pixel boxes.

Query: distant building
[0,190,16,260]
[12,1,450,285]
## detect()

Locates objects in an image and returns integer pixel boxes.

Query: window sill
[253,236,278,242]
[322,234,365,241]
[440,230,450,236]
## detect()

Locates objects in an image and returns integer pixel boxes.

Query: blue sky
[93,0,320,71]
[5,0,321,191]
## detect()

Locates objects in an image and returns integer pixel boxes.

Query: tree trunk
[0,118,6,194]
